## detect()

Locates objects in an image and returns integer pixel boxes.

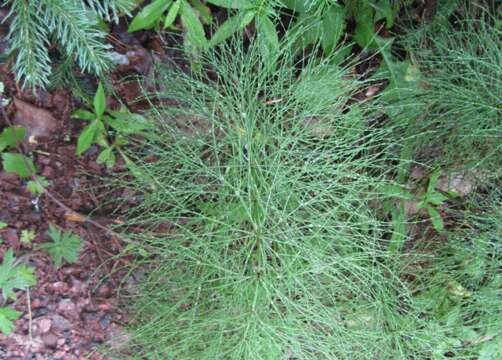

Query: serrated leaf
[206,0,251,9]
[76,120,100,155]
[2,153,36,179]
[181,0,207,50]
[128,0,172,32]
[0,126,26,152]
[0,248,36,301]
[426,206,444,232]
[321,5,345,54]
[39,225,83,268]
[0,307,22,336]
[72,109,96,121]
[164,0,181,28]
[209,11,255,47]
[20,229,36,244]
[26,176,49,196]
[93,82,106,118]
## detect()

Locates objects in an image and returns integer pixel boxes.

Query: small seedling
[38,224,82,268]
[415,168,449,232]
[72,82,151,168]
[382,168,450,250]
[26,176,49,196]
[20,229,36,244]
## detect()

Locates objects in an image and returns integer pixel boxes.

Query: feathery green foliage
[106,34,446,359]
[387,2,502,174]
[3,0,134,89]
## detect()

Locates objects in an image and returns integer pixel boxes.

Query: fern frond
[6,0,52,88]
[39,0,112,77]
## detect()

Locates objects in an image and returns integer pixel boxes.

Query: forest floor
[0,13,166,358]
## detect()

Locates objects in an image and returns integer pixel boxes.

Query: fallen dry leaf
[13,97,58,139]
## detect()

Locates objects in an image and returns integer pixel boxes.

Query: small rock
[38,318,52,333]
[56,338,66,347]
[437,172,476,197]
[57,299,76,313]
[51,315,71,331]
[2,228,18,245]
[41,332,58,348]
[365,86,380,97]
[99,313,111,328]
[41,166,55,178]
[53,350,66,359]
[108,51,130,66]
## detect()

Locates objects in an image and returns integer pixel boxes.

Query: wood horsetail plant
[106,33,447,359]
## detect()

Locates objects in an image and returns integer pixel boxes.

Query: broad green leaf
[2,153,36,179]
[206,0,251,9]
[427,192,448,206]
[295,14,322,49]
[353,2,376,48]
[164,0,181,28]
[72,109,95,121]
[379,184,414,200]
[257,15,279,65]
[76,120,100,155]
[354,21,376,48]
[96,147,116,168]
[93,82,106,118]
[280,0,305,12]
[321,5,345,54]
[209,11,255,47]
[373,0,394,28]
[128,0,172,32]
[0,222,7,229]
[0,126,25,152]
[181,0,207,49]
[427,168,441,193]
[426,206,444,232]
[107,112,152,133]
[190,0,212,24]
[0,307,22,336]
